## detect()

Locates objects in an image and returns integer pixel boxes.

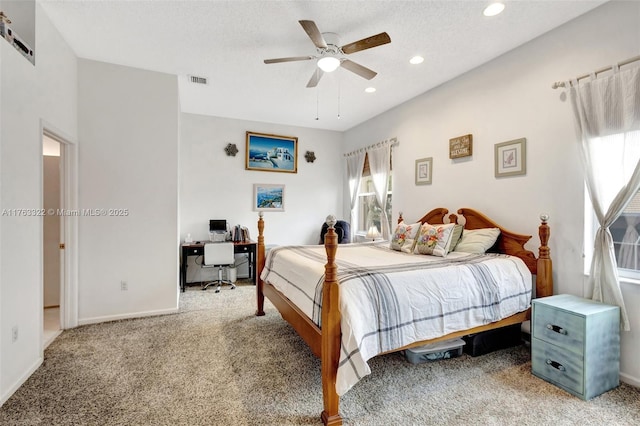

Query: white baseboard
[620,372,640,388]
[0,356,43,407]
[78,307,179,326]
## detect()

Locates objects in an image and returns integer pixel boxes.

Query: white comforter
[260,242,532,395]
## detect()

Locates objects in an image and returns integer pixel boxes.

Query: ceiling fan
[264,20,391,88]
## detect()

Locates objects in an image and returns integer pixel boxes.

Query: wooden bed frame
[255,208,553,425]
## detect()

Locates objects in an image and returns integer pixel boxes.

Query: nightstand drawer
[532,338,584,396]
[532,304,585,353]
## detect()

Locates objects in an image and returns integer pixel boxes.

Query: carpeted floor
[1,282,639,425]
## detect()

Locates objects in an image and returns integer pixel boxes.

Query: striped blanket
[260,242,532,395]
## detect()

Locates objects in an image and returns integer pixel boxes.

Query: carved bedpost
[536,214,553,298]
[321,217,342,426]
[256,212,266,316]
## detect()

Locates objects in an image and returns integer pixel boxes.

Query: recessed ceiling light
[409,56,424,65]
[365,87,376,93]
[483,2,505,17]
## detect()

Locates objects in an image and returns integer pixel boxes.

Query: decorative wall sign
[246,131,298,173]
[253,184,285,212]
[415,157,433,185]
[449,134,473,159]
[495,138,526,177]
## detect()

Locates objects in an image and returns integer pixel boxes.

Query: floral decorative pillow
[414,223,457,257]
[390,222,421,253]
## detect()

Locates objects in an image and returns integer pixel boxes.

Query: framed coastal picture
[415,157,433,185]
[246,131,298,173]
[253,184,285,212]
[495,138,526,177]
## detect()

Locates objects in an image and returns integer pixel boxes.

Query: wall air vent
[189,75,208,85]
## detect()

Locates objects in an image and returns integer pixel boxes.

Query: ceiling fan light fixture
[317,56,341,72]
[483,2,505,17]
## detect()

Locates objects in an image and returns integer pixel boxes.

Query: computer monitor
[209,219,227,233]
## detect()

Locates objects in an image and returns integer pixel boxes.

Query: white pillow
[448,224,464,253]
[390,221,421,253]
[453,228,501,253]
[414,223,457,257]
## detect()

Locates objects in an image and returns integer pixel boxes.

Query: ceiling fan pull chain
[316,88,320,121]
[337,74,341,120]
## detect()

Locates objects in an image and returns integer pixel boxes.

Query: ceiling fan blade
[307,68,324,88]
[264,56,315,64]
[341,32,391,55]
[299,20,327,49]
[340,59,377,80]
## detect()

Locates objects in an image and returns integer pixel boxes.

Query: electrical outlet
[120,281,128,291]
[12,326,18,343]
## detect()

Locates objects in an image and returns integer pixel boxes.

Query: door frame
[42,122,78,330]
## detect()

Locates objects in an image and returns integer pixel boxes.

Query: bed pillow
[453,228,501,253]
[447,224,464,253]
[390,221,421,253]
[414,223,457,257]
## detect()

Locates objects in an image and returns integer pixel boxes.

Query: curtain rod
[552,54,640,89]
[343,137,398,157]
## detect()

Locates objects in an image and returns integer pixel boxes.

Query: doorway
[42,133,64,347]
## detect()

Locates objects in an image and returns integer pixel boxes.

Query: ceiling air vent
[189,75,208,85]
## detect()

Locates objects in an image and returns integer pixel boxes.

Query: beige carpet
[1,282,639,425]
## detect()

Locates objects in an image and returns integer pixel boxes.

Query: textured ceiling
[39,0,608,131]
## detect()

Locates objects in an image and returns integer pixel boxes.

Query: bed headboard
[398,207,553,297]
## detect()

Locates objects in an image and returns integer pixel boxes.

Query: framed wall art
[253,184,285,212]
[495,138,526,177]
[246,131,298,173]
[415,157,433,185]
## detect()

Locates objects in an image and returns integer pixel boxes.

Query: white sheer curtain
[568,64,640,331]
[367,144,391,239]
[346,152,366,242]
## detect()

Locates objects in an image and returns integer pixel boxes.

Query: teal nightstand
[531,294,620,400]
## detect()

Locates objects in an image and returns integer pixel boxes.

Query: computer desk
[180,240,257,292]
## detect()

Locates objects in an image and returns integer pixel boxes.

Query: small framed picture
[246,131,298,173]
[415,157,433,185]
[495,138,526,177]
[253,184,285,212]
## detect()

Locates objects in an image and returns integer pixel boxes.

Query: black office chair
[319,217,351,244]
[202,242,236,292]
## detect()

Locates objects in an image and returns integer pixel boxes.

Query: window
[611,192,640,275]
[355,153,392,236]
[356,175,392,235]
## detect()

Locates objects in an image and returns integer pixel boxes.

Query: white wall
[77,59,180,324]
[0,3,77,405]
[343,1,640,386]
[179,113,343,283]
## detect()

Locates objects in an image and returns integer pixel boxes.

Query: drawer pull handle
[546,359,566,372]
[546,324,567,335]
